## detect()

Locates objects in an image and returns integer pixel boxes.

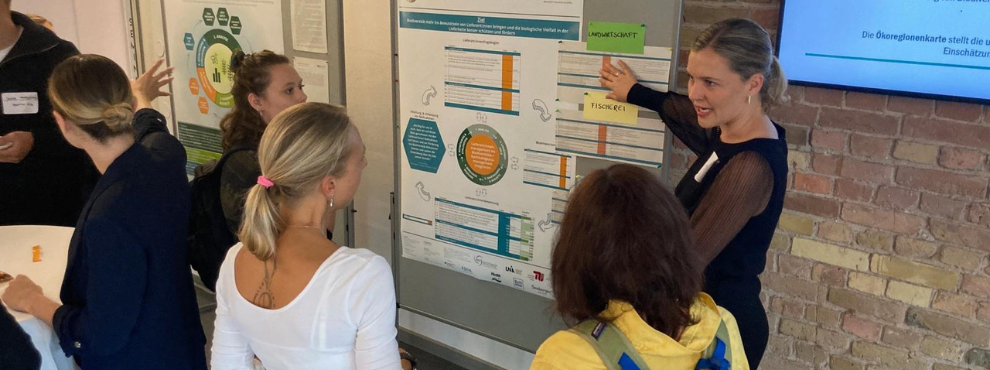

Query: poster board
[160,0,344,174]
[149,0,350,243]
[393,0,683,352]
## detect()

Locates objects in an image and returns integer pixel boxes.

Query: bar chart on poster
[394,0,682,351]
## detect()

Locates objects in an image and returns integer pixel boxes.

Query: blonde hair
[48,54,134,142]
[694,18,789,111]
[27,13,50,26]
[239,103,356,260]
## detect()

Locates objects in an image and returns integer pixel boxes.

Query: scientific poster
[397,0,582,298]
[164,0,284,174]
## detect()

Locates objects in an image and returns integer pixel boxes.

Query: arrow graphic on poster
[532,99,552,122]
[422,86,437,106]
[538,212,555,232]
[415,181,432,201]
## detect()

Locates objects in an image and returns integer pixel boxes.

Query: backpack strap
[569,320,651,370]
[695,319,733,370]
[216,142,256,169]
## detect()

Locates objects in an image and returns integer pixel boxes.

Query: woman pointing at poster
[599,18,789,368]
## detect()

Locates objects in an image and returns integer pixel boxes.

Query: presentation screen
[777,0,990,104]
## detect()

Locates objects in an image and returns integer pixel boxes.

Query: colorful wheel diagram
[456,124,508,186]
[195,29,240,108]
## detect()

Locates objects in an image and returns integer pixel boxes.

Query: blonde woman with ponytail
[599,18,789,368]
[210,103,402,370]
[1,55,208,369]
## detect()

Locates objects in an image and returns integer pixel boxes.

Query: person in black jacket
[0,1,98,226]
[1,55,207,370]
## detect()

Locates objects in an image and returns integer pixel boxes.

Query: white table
[0,225,77,370]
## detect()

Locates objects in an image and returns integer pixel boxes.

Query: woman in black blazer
[1,55,207,369]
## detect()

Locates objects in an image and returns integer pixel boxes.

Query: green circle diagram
[195,28,241,108]
[456,124,508,186]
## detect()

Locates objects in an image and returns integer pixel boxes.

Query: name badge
[694,152,719,183]
[2,92,40,115]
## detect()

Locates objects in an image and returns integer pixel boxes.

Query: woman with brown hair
[599,18,788,367]
[531,164,748,370]
[218,50,308,235]
[190,50,309,291]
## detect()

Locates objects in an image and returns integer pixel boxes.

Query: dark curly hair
[219,50,289,150]
[552,164,703,338]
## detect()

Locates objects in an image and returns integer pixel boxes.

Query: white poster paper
[290,0,328,54]
[397,0,582,298]
[163,0,284,174]
[556,41,671,167]
[293,57,331,104]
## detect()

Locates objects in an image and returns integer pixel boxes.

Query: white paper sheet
[290,0,328,53]
[293,57,331,104]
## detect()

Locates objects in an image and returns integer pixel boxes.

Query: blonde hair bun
[102,103,134,130]
[48,54,136,142]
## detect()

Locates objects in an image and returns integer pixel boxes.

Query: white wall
[342,0,394,263]
[11,0,131,74]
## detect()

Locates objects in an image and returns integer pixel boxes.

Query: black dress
[628,84,788,368]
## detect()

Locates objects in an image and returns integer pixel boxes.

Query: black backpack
[187,144,254,292]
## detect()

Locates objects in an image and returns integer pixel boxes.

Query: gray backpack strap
[695,319,733,370]
[569,320,651,370]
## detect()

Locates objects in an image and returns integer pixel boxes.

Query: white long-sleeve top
[210,243,401,370]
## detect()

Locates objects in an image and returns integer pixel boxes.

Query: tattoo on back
[253,257,277,309]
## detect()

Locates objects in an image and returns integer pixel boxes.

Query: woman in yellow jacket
[531,164,748,370]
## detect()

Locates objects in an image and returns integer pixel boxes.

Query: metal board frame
[391,0,684,354]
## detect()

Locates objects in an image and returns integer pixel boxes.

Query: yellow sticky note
[583,92,637,125]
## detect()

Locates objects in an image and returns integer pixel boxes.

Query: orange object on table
[32,245,42,262]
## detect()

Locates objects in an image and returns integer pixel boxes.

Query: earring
[329,197,334,209]
[747,95,752,105]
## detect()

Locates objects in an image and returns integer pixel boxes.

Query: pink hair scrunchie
[257,176,274,188]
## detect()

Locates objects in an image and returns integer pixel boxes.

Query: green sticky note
[588,22,645,54]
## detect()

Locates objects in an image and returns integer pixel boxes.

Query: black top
[217,146,334,240]
[52,109,207,369]
[627,84,788,280]
[0,12,98,226]
[219,148,260,234]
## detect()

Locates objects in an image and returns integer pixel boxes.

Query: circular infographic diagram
[195,29,241,108]
[457,124,508,186]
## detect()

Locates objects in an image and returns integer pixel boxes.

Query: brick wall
[678,1,990,369]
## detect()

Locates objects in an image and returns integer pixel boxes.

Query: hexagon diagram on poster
[163,0,283,174]
[397,0,583,298]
